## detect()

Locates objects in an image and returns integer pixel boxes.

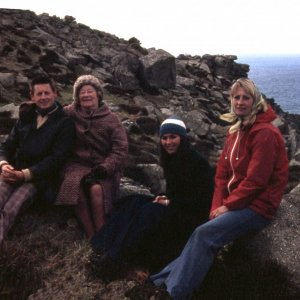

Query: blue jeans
[150,208,270,300]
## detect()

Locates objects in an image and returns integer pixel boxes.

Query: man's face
[31,83,57,109]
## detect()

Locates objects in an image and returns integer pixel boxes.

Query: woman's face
[78,84,98,110]
[232,87,254,117]
[161,133,181,154]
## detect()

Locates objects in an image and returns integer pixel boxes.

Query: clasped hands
[153,195,170,206]
[0,164,24,184]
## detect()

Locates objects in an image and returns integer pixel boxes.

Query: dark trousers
[90,194,174,264]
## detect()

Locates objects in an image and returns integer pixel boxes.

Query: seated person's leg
[0,182,36,244]
[152,208,270,299]
[89,184,105,232]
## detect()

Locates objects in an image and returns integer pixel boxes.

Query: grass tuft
[1,206,299,299]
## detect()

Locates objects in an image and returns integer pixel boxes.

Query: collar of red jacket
[255,105,277,124]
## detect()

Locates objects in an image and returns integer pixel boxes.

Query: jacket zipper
[227,130,240,194]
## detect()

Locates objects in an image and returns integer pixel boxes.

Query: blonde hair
[220,78,268,133]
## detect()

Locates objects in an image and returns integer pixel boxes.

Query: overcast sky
[4,0,300,57]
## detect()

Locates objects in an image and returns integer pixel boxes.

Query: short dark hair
[30,75,56,93]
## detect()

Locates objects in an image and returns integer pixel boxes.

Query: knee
[191,222,225,253]
[191,223,214,243]
[140,203,164,220]
[90,184,103,197]
[193,222,208,235]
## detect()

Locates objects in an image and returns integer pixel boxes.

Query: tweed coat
[55,102,128,214]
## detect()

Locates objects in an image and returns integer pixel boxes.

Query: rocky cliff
[0,8,300,299]
[1,9,300,185]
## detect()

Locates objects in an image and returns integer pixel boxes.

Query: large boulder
[139,49,176,90]
[243,191,300,287]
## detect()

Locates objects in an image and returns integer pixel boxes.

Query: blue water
[237,55,300,114]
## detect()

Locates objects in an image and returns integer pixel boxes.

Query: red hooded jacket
[211,106,289,219]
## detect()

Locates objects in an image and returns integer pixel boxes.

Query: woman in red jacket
[130,78,289,300]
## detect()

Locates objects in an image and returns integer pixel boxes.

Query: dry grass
[1,204,299,300]
[0,206,136,300]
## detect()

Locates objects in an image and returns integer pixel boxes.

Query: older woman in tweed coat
[56,75,128,239]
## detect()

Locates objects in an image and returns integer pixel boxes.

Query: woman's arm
[99,118,128,176]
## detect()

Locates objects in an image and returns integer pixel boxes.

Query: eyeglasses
[79,89,96,96]
[233,95,251,100]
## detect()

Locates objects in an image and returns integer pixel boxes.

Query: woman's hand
[153,195,170,206]
[209,205,229,219]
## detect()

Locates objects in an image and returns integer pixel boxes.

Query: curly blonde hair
[220,78,268,133]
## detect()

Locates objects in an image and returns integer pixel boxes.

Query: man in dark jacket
[0,75,75,245]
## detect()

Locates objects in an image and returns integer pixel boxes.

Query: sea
[236,55,300,115]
